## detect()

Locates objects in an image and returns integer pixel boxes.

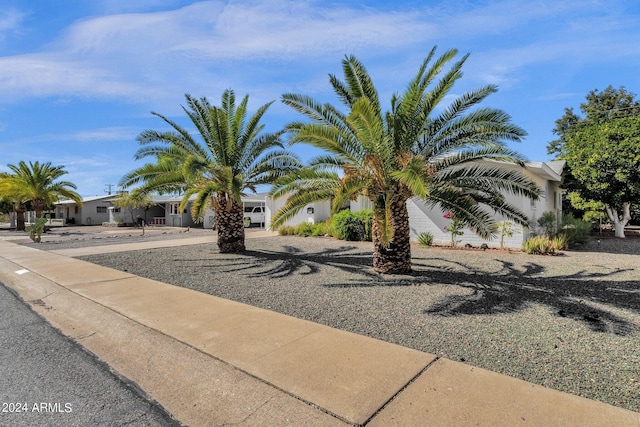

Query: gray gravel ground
[17,229,640,413]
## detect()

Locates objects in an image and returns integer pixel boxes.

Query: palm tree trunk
[33,198,46,219]
[15,204,26,231]
[216,195,246,253]
[372,197,412,274]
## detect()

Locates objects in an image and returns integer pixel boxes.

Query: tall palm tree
[271,47,540,274]
[0,161,82,230]
[120,90,301,253]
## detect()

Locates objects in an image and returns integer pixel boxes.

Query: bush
[537,211,558,236]
[332,209,367,241]
[559,214,591,247]
[417,231,433,247]
[523,235,557,255]
[278,221,328,237]
[352,209,373,241]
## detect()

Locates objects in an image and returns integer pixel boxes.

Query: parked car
[243,206,265,227]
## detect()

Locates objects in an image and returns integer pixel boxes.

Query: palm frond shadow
[410,257,639,336]
[179,245,638,336]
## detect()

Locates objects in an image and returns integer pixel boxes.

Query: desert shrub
[278,222,328,237]
[417,231,434,247]
[297,221,321,237]
[310,221,329,236]
[332,209,365,241]
[523,235,557,255]
[551,233,569,251]
[559,214,591,247]
[537,211,558,236]
[278,225,295,235]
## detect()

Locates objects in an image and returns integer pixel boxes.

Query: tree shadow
[175,244,639,336]
[196,245,377,279]
[411,258,638,336]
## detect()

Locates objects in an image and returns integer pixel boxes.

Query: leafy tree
[560,116,640,237]
[271,47,540,274]
[548,86,640,156]
[0,161,82,231]
[120,90,301,252]
[548,86,640,238]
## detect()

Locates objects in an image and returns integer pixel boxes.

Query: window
[113,208,121,213]
[169,203,181,215]
[96,206,107,213]
[74,206,78,214]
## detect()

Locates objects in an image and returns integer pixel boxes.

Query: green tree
[120,90,301,252]
[548,86,640,156]
[271,47,540,274]
[559,116,640,237]
[0,161,82,231]
[548,86,640,238]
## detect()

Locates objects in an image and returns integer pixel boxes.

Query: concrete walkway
[0,238,638,426]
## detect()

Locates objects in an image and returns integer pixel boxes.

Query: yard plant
[271,47,540,273]
[120,90,301,252]
[0,161,82,231]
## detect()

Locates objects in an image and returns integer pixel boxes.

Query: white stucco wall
[265,196,331,230]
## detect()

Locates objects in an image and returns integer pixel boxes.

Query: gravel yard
[16,228,640,413]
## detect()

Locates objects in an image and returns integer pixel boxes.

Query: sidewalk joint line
[361,356,441,426]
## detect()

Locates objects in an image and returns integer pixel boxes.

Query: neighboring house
[55,195,117,226]
[350,160,565,249]
[51,160,561,245]
[52,192,329,230]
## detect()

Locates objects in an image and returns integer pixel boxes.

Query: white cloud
[0,0,638,107]
[0,8,26,39]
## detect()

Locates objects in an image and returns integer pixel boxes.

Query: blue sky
[1,0,639,197]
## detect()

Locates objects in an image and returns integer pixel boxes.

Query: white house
[55,195,117,226]
[53,192,332,230]
[350,160,565,249]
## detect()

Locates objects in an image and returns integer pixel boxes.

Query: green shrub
[332,209,365,241]
[559,214,591,247]
[311,221,329,236]
[278,222,328,237]
[537,211,558,237]
[296,221,317,237]
[417,231,434,247]
[352,209,373,241]
[278,225,295,235]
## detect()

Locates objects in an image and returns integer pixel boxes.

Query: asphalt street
[0,282,180,427]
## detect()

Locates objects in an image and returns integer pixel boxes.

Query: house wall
[80,200,113,225]
[265,197,331,230]
[348,162,562,249]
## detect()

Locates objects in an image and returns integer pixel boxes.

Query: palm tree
[271,47,540,274]
[0,161,82,230]
[120,90,301,253]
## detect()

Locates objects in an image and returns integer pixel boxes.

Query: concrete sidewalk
[0,239,638,426]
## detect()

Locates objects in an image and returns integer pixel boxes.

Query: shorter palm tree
[120,90,301,252]
[0,161,82,230]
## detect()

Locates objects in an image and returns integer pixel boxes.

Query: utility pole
[104,184,115,195]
